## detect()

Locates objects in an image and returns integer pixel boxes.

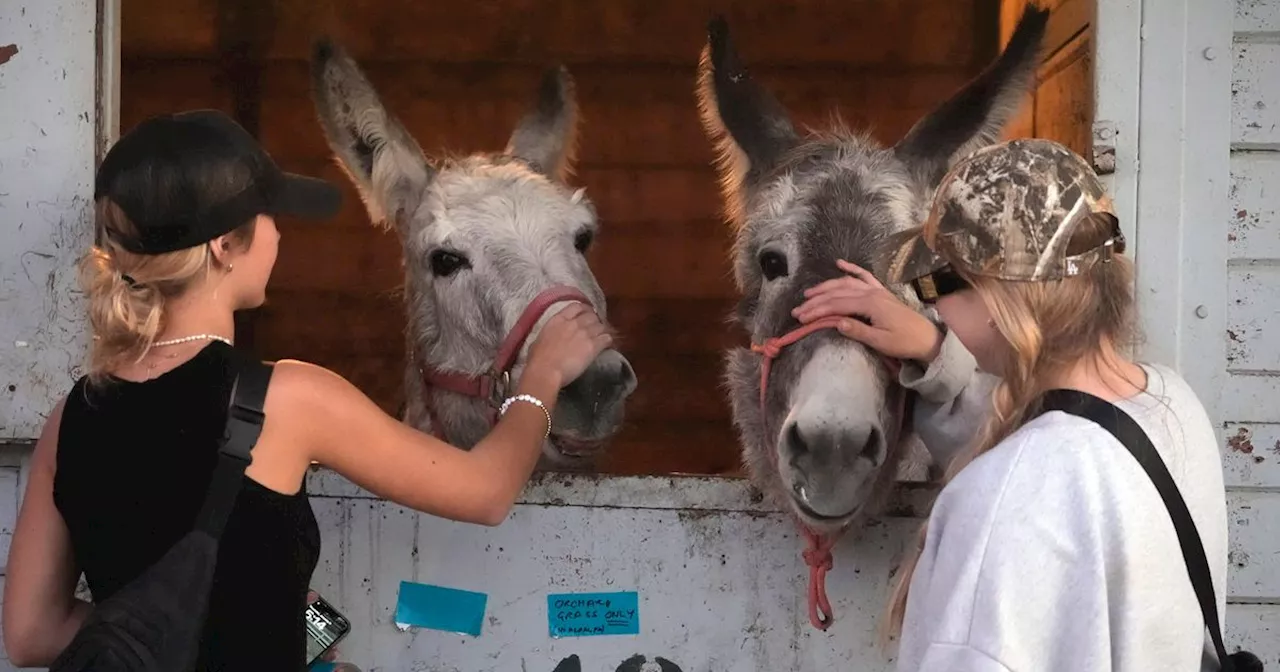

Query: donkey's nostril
[786,423,809,457]
[861,428,884,467]
[615,358,636,394]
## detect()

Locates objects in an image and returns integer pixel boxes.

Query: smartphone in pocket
[304,594,351,666]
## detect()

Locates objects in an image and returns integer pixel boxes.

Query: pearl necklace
[151,333,234,348]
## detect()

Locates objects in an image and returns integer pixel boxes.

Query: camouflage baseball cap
[883,137,1123,288]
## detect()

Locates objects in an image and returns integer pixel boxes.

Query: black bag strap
[1038,389,1258,672]
[193,356,273,538]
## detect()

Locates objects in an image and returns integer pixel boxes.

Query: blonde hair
[881,212,1139,643]
[79,199,254,385]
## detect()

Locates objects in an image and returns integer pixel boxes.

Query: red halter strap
[750,316,909,631]
[418,285,592,440]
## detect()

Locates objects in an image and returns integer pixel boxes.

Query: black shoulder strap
[1038,389,1254,672]
[193,355,273,538]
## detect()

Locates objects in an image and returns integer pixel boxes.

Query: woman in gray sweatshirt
[793,138,1231,672]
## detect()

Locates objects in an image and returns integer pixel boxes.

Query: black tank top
[53,340,321,671]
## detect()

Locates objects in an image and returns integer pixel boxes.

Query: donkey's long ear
[893,3,1049,187]
[696,16,799,227]
[505,65,580,183]
[310,37,435,232]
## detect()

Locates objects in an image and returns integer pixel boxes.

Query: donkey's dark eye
[758,250,789,280]
[573,230,594,253]
[429,250,470,277]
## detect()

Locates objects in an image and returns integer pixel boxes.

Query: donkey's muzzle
[553,349,637,440]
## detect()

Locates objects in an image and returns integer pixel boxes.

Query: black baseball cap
[94,109,341,255]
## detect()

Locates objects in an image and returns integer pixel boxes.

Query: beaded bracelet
[499,394,551,439]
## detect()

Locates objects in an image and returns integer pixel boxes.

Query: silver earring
[227,262,234,273]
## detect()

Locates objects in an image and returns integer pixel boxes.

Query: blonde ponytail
[79,199,253,384]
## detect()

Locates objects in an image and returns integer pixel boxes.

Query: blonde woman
[794,138,1233,671]
[3,110,612,669]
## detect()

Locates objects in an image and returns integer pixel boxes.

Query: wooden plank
[1001,0,1091,61]
[1236,0,1280,33]
[1229,152,1280,259]
[119,60,233,131]
[255,65,975,168]
[626,353,731,423]
[1033,29,1093,160]
[1228,265,1280,371]
[270,222,735,298]
[270,222,404,294]
[1231,42,1280,146]
[277,159,726,228]
[122,59,975,167]
[1225,604,1280,666]
[1228,491,1280,600]
[253,291,741,359]
[594,422,743,476]
[1223,371,1280,423]
[1223,423,1280,489]
[123,0,982,67]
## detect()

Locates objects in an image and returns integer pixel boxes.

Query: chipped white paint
[1228,266,1280,371]
[1227,492,1280,599]
[1237,0,1280,31]
[1226,604,1280,660]
[306,470,926,671]
[1223,423,1280,488]
[1232,43,1280,147]
[1228,153,1280,258]
[1221,0,1280,659]
[0,0,98,441]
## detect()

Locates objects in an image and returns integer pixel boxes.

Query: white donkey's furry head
[698,5,1049,531]
[310,39,637,465]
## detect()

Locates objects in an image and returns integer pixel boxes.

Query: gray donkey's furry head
[309,39,637,465]
[698,5,1049,532]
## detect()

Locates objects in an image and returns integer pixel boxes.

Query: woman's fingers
[836,317,888,349]
[803,275,866,297]
[794,295,876,324]
[836,259,885,289]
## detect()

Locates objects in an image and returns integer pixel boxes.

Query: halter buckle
[487,369,512,408]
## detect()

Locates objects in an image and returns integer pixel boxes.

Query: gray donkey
[697,5,1049,628]
[309,40,638,466]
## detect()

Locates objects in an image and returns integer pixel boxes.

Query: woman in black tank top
[3,109,615,670]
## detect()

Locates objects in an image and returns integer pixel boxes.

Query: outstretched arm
[3,399,93,667]
[271,303,610,526]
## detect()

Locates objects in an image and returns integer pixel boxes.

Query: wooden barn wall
[119,0,997,476]
[998,0,1095,156]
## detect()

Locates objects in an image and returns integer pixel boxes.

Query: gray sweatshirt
[893,329,1229,671]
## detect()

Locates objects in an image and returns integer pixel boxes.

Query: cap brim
[270,173,343,221]
[880,226,947,285]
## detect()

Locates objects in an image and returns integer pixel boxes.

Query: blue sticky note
[394,580,488,637]
[546,591,639,638]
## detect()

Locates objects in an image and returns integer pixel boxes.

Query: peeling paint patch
[0,44,17,65]
[1228,427,1255,454]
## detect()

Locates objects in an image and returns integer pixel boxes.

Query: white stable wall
[0,0,102,669]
